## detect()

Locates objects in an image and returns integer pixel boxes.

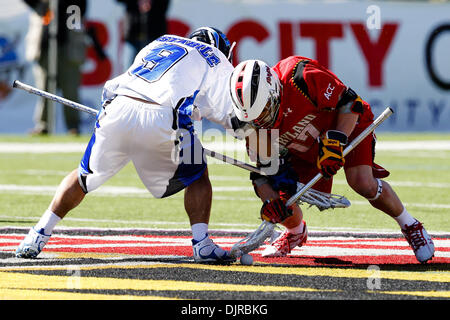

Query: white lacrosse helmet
[229,59,282,128]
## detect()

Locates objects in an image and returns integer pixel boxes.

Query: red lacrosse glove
[317,130,348,179]
[260,198,293,224]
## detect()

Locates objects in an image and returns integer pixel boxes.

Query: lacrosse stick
[13,80,255,170]
[230,220,275,258]
[230,107,393,258]
[203,149,261,174]
[286,107,394,207]
[295,182,350,211]
[13,80,98,116]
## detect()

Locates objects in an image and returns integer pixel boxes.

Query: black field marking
[7,267,450,298]
[27,288,435,300]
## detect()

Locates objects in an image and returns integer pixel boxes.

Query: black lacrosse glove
[260,198,293,224]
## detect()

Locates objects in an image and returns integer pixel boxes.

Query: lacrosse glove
[260,198,293,224]
[317,130,348,178]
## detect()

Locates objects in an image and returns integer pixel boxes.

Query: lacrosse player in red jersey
[229,57,435,263]
[16,27,240,263]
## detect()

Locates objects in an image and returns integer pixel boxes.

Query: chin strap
[366,178,383,201]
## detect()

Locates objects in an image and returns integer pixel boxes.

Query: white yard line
[0,143,87,153]
[1,184,450,209]
[3,170,450,189]
[1,140,450,153]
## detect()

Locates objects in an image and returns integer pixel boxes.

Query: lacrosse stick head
[295,182,351,211]
[230,220,276,258]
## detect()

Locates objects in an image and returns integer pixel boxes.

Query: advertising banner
[167,0,450,132]
[0,0,449,133]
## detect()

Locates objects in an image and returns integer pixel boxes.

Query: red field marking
[2,232,449,266]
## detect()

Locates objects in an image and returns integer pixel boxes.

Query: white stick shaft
[13,80,263,174]
[286,107,394,207]
[204,149,261,174]
[13,80,98,116]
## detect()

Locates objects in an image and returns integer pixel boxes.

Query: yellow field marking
[171,263,450,283]
[2,262,448,283]
[377,290,450,299]
[0,288,171,300]
[54,252,125,259]
[0,271,337,297]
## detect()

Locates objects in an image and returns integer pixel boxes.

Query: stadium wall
[0,0,449,133]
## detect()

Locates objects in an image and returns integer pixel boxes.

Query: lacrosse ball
[240,253,253,265]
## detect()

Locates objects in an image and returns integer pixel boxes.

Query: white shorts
[78,95,206,198]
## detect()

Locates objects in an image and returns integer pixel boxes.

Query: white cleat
[401,220,435,264]
[15,228,51,259]
[262,223,308,257]
[192,234,235,263]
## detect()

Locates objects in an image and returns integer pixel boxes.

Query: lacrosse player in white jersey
[16,27,239,263]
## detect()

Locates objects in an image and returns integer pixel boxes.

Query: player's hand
[317,130,348,178]
[260,198,293,224]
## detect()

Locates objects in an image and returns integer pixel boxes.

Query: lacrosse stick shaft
[286,107,394,207]
[13,80,261,174]
[13,80,98,116]
[203,149,261,174]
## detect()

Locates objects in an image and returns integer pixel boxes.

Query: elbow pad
[337,88,364,115]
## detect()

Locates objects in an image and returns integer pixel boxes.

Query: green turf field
[0,133,449,233]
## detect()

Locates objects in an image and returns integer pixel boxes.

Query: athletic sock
[191,223,208,242]
[34,210,61,235]
[288,221,305,235]
[394,207,417,229]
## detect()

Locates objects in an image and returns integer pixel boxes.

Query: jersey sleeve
[192,59,235,129]
[292,59,347,111]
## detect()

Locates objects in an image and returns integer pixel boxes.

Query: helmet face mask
[188,27,233,62]
[230,60,282,129]
[252,89,281,129]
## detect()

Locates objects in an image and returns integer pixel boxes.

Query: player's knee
[349,176,381,200]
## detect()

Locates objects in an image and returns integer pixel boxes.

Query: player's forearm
[256,183,280,202]
[335,112,359,137]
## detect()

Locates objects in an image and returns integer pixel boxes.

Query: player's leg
[184,167,212,226]
[16,98,131,258]
[261,204,308,257]
[49,169,85,218]
[344,165,404,217]
[130,102,232,263]
[15,168,87,259]
[251,174,308,257]
[344,130,435,263]
[184,168,233,262]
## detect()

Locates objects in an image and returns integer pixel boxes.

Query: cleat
[401,220,435,264]
[15,228,51,259]
[192,234,235,263]
[262,222,308,257]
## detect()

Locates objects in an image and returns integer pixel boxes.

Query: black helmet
[189,27,233,62]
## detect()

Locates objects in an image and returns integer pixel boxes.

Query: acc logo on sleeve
[324,83,335,101]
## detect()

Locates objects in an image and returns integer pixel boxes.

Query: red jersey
[271,56,374,164]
